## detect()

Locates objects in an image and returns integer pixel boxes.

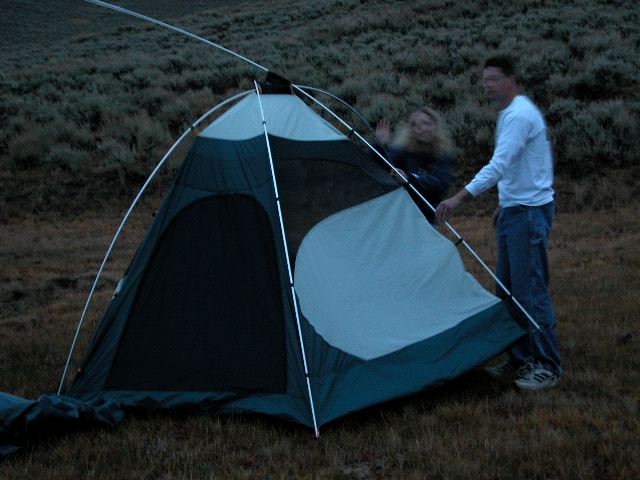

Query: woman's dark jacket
[384,146,454,223]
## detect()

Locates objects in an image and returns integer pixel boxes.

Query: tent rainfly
[0,78,524,453]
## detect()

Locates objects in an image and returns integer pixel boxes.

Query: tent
[66,84,523,431]
[1,80,523,452]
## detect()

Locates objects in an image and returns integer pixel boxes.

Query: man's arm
[436,114,530,222]
[465,115,530,197]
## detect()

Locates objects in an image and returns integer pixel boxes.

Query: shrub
[43,144,91,172]
[5,118,95,171]
[184,71,211,91]
[182,89,216,119]
[359,96,389,123]
[573,55,638,100]
[554,101,640,178]
[208,71,244,95]
[37,83,64,103]
[336,77,370,105]
[97,138,134,168]
[546,73,576,98]
[120,70,152,91]
[0,96,25,121]
[392,46,449,76]
[135,118,169,162]
[96,138,144,186]
[0,116,26,157]
[479,25,504,49]
[159,99,193,136]
[62,95,115,131]
[57,124,94,151]
[424,75,463,110]
[545,98,581,126]
[445,100,495,164]
[6,124,55,169]
[160,56,188,75]
[359,92,396,124]
[136,87,171,116]
[519,41,574,105]
[569,32,624,58]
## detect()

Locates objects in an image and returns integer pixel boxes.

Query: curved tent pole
[293,85,390,159]
[291,84,541,332]
[81,0,268,73]
[253,82,321,438]
[57,90,253,395]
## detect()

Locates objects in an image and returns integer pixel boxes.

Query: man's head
[483,56,518,109]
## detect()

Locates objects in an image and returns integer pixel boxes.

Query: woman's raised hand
[375,118,391,145]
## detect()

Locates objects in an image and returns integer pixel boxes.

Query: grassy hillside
[0,0,251,54]
[1,0,639,216]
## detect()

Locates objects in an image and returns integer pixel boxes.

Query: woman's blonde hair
[390,107,452,157]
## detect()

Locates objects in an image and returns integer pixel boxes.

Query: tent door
[104,195,287,393]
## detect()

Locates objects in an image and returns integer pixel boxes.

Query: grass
[1,195,639,478]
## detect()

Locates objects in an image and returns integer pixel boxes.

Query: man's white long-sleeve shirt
[465,95,554,207]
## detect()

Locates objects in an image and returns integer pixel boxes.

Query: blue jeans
[496,202,562,375]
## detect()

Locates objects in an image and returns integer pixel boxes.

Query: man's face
[482,66,514,105]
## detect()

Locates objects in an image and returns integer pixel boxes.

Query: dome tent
[64,80,523,433]
[0,79,523,452]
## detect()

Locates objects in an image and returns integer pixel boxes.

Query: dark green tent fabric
[299,303,522,425]
[0,392,123,456]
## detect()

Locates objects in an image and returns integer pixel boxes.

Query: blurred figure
[376,107,454,223]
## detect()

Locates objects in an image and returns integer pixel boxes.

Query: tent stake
[292,84,541,333]
[254,82,321,438]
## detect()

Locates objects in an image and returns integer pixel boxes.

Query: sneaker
[483,360,533,379]
[515,366,561,391]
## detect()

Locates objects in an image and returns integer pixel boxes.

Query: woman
[376,108,454,223]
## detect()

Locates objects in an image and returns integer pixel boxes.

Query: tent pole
[292,84,541,332]
[57,91,253,395]
[253,82,321,438]
[82,0,268,73]
[292,85,385,154]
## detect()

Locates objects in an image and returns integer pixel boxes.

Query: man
[435,56,561,390]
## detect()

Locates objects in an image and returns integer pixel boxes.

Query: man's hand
[436,189,471,223]
[436,197,462,223]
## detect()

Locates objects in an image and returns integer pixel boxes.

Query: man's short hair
[484,56,516,77]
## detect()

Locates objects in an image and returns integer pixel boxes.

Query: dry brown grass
[1,190,639,478]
